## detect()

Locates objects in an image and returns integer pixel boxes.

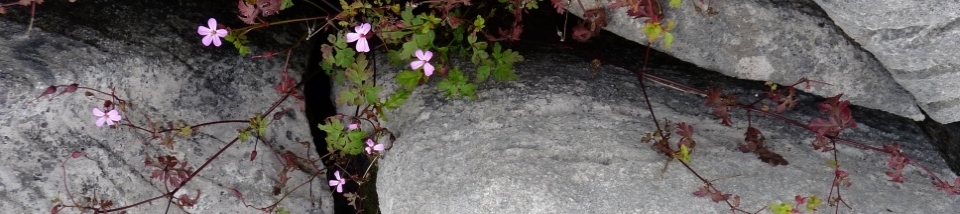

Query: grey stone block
[814,0,960,123]
[565,0,925,122]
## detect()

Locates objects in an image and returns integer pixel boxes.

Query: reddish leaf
[70,151,85,158]
[257,0,281,17]
[550,0,567,14]
[693,186,710,198]
[237,0,258,24]
[36,85,56,101]
[54,83,79,98]
[230,187,244,200]
[571,22,593,42]
[756,147,788,166]
[710,191,731,203]
[676,122,694,139]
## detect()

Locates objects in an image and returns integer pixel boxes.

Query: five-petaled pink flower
[365,139,385,154]
[92,108,122,127]
[346,23,371,53]
[197,18,228,47]
[329,170,346,193]
[410,50,434,76]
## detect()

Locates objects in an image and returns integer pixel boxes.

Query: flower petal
[207,18,218,30]
[107,110,122,121]
[334,171,342,180]
[423,63,435,77]
[96,117,107,127]
[418,50,432,61]
[410,60,424,70]
[197,26,210,36]
[329,180,339,186]
[93,108,105,117]
[346,32,360,43]
[356,23,371,34]
[202,35,214,46]
[356,38,369,52]
[415,50,425,59]
[365,147,373,154]
[336,184,343,193]
[212,37,222,47]
[374,144,385,151]
[215,29,228,38]
[366,139,375,146]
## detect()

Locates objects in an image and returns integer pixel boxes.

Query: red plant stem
[637,44,662,131]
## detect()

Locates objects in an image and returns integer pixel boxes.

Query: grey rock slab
[368,45,959,213]
[0,6,330,214]
[565,0,925,122]
[812,0,960,124]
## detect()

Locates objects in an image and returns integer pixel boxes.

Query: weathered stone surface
[566,0,926,122]
[813,0,960,123]
[369,42,959,212]
[0,2,331,213]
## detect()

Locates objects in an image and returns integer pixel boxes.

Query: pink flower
[348,122,358,130]
[92,108,122,127]
[365,139,384,154]
[328,170,346,193]
[346,23,371,52]
[197,18,228,47]
[410,50,434,76]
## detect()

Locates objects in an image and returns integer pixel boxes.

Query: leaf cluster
[641,120,697,164]
[317,117,366,156]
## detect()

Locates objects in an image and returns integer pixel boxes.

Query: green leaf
[400,41,418,61]
[413,31,435,49]
[396,70,423,90]
[826,160,839,167]
[280,0,294,10]
[335,47,356,67]
[178,124,192,136]
[276,206,291,214]
[498,49,524,66]
[387,50,404,66]
[438,77,457,98]
[319,119,344,151]
[332,33,347,49]
[467,34,478,44]
[676,144,691,163]
[460,83,477,100]
[471,48,488,65]
[492,42,503,58]
[363,83,381,105]
[642,22,663,43]
[476,65,492,83]
[524,0,538,9]
[769,202,792,214]
[493,65,518,82]
[806,195,822,211]
[337,87,359,105]
[344,130,367,155]
[254,114,268,137]
[238,129,251,142]
[449,67,467,83]
[473,15,485,32]
[664,32,674,49]
[384,89,411,109]
[669,0,681,8]
[345,68,364,85]
[401,7,414,24]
